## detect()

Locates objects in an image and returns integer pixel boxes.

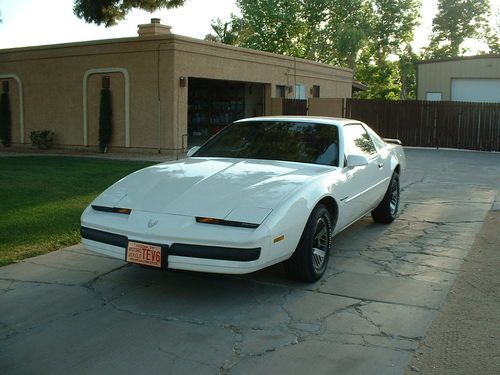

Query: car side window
[344,124,377,158]
[364,125,386,150]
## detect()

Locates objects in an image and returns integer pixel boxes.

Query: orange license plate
[126,241,163,268]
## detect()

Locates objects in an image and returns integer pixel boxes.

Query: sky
[0,0,497,53]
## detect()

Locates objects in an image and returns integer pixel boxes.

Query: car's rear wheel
[371,171,400,224]
[284,204,333,282]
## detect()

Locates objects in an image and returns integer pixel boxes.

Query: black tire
[371,171,400,224]
[284,204,333,282]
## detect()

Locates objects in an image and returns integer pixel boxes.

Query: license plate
[126,241,163,268]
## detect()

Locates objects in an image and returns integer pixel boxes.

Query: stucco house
[0,19,354,155]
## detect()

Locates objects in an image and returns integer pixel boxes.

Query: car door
[341,123,387,223]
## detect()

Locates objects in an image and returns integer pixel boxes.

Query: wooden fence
[282,99,308,115]
[345,99,500,152]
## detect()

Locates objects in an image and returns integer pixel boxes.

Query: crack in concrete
[400,172,427,193]
[21,260,97,274]
[0,301,102,343]
[403,200,492,205]
[0,277,77,287]
[155,346,217,373]
[0,280,15,296]
[312,290,439,311]
[423,220,485,225]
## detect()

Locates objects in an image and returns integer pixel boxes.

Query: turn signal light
[195,217,259,228]
[92,205,132,215]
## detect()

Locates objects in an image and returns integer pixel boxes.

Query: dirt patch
[405,209,500,375]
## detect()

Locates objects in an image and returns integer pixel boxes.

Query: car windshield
[194,120,339,166]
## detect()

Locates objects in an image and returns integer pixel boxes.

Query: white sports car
[81,116,405,282]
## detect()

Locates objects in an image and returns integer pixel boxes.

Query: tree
[486,7,500,53]
[320,0,372,70]
[425,0,492,58]
[354,56,401,99]
[73,0,186,27]
[398,45,419,99]
[228,0,372,69]
[366,0,421,59]
[357,0,421,99]
[206,0,421,99]
[205,15,244,45]
[235,0,306,57]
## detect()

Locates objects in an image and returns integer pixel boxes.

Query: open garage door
[451,79,500,103]
[188,78,264,146]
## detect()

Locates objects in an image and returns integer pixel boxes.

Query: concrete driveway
[1,149,499,375]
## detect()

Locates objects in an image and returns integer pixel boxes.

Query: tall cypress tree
[98,87,112,153]
[0,87,12,147]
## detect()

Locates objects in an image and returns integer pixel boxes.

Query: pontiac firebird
[81,116,405,282]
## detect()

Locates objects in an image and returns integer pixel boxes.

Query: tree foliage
[208,0,420,99]
[357,0,420,99]
[205,15,244,45]
[486,7,500,53]
[425,0,492,58]
[73,0,186,27]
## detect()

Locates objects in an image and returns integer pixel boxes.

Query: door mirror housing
[346,154,369,168]
[187,146,201,157]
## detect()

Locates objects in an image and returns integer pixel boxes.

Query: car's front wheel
[284,204,333,282]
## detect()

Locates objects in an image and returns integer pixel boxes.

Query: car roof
[235,116,361,127]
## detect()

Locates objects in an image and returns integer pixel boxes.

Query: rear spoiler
[383,138,402,145]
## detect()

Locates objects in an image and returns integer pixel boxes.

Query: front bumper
[80,206,290,274]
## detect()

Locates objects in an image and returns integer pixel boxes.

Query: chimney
[137,18,172,37]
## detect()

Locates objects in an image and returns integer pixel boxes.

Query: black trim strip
[80,226,261,262]
[169,243,261,262]
[81,226,127,248]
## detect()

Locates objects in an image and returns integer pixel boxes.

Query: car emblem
[147,219,159,228]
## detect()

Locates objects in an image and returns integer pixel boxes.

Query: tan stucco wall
[0,39,165,150]
[0,33,353,153]
[417,56,500,100]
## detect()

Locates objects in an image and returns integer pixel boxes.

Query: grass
[0,156,155,266]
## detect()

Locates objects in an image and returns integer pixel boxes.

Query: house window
[312,85,320,98]
[276,85,286,98]
[426,92,442,101]
[294,84,306,99]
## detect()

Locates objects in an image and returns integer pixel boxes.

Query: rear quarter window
[343,124,377,158]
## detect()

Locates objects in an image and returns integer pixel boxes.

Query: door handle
[378,162,384,168]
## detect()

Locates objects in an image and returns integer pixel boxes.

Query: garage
[188,78,265,146]
[451,78,500,103]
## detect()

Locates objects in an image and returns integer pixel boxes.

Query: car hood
[92,158,333,224]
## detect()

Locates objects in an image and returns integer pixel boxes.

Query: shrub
[30,130,55,150]
[0,92,12,147]
[99,88,112,153]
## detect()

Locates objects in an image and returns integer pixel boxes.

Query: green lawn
[0,156,155,266]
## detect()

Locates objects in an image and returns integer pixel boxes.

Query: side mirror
[346,154,369,168]
[186,146,201,157]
